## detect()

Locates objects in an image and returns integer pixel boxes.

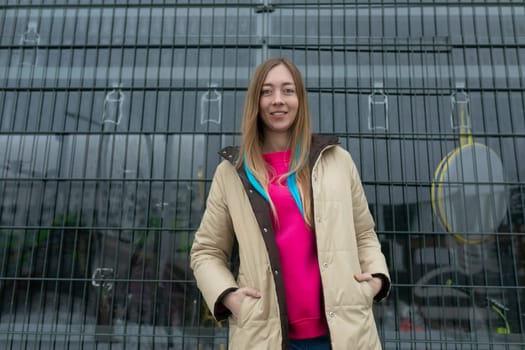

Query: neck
[263,131,291,153]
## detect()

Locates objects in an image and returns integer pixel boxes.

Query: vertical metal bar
[482,4,499,341]
[162,3,177,343]
[499,2,525,337]
[136,5,149,340]
[60,5,83,348]
[434,6,451,283]
[16,4,44,347]
[509,2,525,335]
[442,14,458,343]
[405,6,418,346]
[433,3,448,346]
[51,6,71,348]
[456,6,480,348]
[151,5,165,339]
[6,20,38,348]
[92,1,116,343]
[179,3,192,347]
[75,3,99,348]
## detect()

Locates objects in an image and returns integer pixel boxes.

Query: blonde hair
[237,57,313,226]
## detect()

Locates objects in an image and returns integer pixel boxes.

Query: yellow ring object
[431,142,506,244]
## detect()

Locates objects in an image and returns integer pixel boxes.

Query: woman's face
[258,64,299,138]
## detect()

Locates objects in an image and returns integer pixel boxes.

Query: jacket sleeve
[190,161,239,320]
[346,150,391,302]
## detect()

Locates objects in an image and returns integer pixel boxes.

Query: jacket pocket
[357,281,375,306]
[236,296,259,328]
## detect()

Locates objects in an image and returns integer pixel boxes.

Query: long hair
[237,57,313,226]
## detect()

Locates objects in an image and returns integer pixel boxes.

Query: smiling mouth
[271,111,287,115]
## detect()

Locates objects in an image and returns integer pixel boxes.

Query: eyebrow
[262,82,295,87]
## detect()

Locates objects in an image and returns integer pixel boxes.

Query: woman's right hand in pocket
[222,287,261,319]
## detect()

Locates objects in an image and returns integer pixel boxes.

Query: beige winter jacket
[191,134,391,350]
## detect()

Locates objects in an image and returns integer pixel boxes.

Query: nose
[272,91,284,105]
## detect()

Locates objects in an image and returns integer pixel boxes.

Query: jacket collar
[308,134,339,168]
[218,134,339,166]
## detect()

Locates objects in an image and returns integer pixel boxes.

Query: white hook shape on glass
[103,83,125,125]
[20,21,40,67]
[450,81,471,130]
[368,82,389,131]
[200,83,222,125]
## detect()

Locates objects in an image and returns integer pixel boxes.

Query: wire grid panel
[1,1,525,349]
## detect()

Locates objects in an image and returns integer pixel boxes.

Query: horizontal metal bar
[0,2,257,10]
[0,178,523,188]
[0,225,197,231]
[1,1,524,10]
[2,38,524,50]
[1,130,524,139]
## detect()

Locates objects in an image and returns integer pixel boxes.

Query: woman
[190,57,390,349]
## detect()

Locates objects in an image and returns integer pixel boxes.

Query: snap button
[263,227,268,233]
[274,270,279,275]
[322,262,328,269]
[328,312,335,318]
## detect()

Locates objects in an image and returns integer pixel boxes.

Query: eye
[283,88,295,95]
[261,89,272,96]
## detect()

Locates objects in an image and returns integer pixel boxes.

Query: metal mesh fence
[0,1,524,349]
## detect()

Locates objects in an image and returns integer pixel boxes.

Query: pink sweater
[263,150,328,339]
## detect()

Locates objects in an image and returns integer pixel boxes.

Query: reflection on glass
[200,83,222,125]
[19,21,40,67]
[103,84,125,125]
[368,82,388,131]
[450,82,471,131]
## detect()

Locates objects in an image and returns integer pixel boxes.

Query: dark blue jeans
[289,334,331,350]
